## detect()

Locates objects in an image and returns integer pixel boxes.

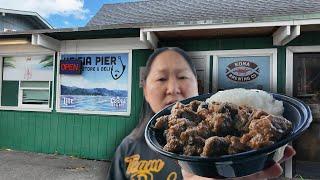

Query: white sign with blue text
[218,56,271,91]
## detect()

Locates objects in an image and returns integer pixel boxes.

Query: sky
[0,0,142,28]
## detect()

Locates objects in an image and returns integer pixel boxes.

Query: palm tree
[3,57,16,68]
[39,55,53,68]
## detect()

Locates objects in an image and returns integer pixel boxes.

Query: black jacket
[106,129,183,180]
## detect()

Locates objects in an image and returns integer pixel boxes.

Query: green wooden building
[0,0,320,178]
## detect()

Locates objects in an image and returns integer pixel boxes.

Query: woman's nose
[166,78,181,95]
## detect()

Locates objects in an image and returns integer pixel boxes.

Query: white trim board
[0,106,52,112]
[0,44,53,55]
[60,37,149,53]
[141,19,320,32]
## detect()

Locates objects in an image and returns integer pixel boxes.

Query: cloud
[0,0,89,20]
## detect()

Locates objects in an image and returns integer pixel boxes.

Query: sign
[59,53,130,115]
[3,55,53,81]
[60,60,82,74]
[226,61,259,82]
[218,56,270,91]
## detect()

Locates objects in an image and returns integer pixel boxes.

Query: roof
[0,8,53,29]
[87,0,320,27]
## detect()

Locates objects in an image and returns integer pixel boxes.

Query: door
[292,53,320,178]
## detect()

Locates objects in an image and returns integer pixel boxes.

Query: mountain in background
[61,85,127,97]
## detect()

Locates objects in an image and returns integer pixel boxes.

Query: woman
[107,47,295,180]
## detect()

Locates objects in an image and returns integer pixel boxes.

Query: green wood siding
[160,37,273,51]
[289,31,320,46]
[0,49,151,160]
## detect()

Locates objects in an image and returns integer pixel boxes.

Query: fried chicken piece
[234,105,254,132]
[164,118,196,152]
[171,101,203,124]
[204,113,237,136]
[180,123,212,141]
[241,114,292,149]
[251,109,268,119]
[154,115,169,130]
[227,136,251,154]
[168,117,196,128]
[183,136,205,156]
[197,102,210,119]
[201,136,230,157]
[216,103,238,116]
[185,100,202,112]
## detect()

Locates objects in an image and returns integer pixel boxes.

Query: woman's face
[144,50,198,113]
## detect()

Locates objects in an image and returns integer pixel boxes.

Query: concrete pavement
[0,149,110,180]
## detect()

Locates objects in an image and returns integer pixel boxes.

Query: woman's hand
[181,145,296,180]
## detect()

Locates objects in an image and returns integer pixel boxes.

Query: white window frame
[18,81,51,109]
[56,50,132,116]
[188,51,211,94]
[286,45,320,96]
[0,52,55,112]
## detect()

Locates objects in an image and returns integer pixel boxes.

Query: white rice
[206,88,284,116]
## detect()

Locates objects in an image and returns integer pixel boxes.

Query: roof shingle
[86,0,320,27]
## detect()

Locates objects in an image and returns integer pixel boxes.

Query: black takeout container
[145,93,313,178]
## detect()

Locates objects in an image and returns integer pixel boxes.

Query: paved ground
[0,149,110,180]
[0,149,317,180]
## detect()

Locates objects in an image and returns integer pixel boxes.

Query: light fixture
[0,38,29,45]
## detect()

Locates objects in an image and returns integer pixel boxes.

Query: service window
[0,54,54,111]
[19,81,50,107]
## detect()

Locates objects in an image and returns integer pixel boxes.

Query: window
[293,53,320,101]
[213,49,277,92]
[188,53,210,94]
[19,81,50,108]
[0,54,54,111]
[188,49,277,94]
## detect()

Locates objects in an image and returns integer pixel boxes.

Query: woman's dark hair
[129,47,197,139]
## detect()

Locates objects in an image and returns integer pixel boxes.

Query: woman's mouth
[165,100,178,107]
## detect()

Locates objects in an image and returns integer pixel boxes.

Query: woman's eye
[157,77,167,81]
[179,76,188,79]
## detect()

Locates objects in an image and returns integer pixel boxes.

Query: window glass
[22,89,49,105]
[293,53,320,102]
[20,81,49,88]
